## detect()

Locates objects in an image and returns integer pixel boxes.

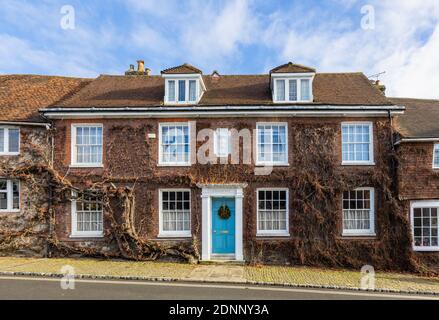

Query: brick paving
[0,257,437,294]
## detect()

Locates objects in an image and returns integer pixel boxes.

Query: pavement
[0,257,438,296]
[0,276,438,300]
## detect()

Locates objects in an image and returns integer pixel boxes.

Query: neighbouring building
[0,75,90,255]
[0,62,437,273]
[390,98,439,271]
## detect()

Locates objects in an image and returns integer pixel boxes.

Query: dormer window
[166,79,198,103]
[161,63,205,105]
[270,62,316,103]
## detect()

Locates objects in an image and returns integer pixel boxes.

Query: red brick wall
[397,142,439,200]
[51,116,416,269]
[397,142,439,266]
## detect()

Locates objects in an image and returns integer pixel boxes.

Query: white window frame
[158,122,192,166]
[342,187,375,236]
[70,124,104,168]
[271,73,314,103]
[341,122,375,166]
[410,200,439,252]
[164,75,203,105]
[158,189,192,238]
[214,128,231,157]
[433,144,439,169]
[0,179,20,213]
[256,122,289,166]
[70,191,104,238]
[0,126,20,156]
[256,188,290,237]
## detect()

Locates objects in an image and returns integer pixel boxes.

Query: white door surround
[199,184,246,261]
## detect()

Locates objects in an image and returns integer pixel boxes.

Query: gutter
[40,105,405,119]
[395,137,439,145]
[41,104,406,112]
[0,121,50,128]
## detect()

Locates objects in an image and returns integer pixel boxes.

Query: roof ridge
[0,74,91,80]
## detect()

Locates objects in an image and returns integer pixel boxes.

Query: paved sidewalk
[0,257,438,294]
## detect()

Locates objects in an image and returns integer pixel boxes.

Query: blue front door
[212,197,235,254]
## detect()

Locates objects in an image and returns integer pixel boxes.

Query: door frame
[200,184,245,261]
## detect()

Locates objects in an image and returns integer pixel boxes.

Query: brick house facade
[390,98,439,270]
[0,64,438,272]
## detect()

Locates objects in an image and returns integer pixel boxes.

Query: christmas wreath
[218,204,231,220]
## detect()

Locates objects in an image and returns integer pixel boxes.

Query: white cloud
[260,0,439,98]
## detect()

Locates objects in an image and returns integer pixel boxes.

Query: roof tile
[0,75,91,122]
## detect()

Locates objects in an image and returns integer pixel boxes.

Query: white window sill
[164,101,199,105]
[0,210,21,214]
[69,164,104,168]
[341,162,375,166]
[342,232,376,237]
[413,246,439,252]
[256,232,290,237]
[70,233,104,238]
[255,163,289,167]
[157,233,192,238]
[273,100,313,104]
[0,153,20,156]
[157,163,191,167]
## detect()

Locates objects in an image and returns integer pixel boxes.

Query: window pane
[215,128,229,157]
[76,193,103,232]
[257,189,288,232]
[300,79,310,101]
[168,80,176,101]
[12,181,19,210]
[178,80,186,102]
[412,205,439,248]
[8,129,19,153]
[434,145,439,167]
[257,124,287,164]
[0,191,7,210]
[189,80,196,101]
[161,191,190,232]
[276,80,285,101]
[342,189,373,233]
[0,128,4,152]
[288,80,297,101]
[75,126,103,164]
[161,124,189,164]
[342,124,371,163]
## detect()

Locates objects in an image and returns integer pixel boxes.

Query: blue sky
[1,0,439,98]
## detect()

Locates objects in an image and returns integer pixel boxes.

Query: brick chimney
[370,80,386,95]
[125,60,150,75]
[137,60,145,73]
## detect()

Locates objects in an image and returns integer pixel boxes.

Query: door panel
[212,197,235,254]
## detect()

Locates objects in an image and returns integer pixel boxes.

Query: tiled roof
[161,63,202,74]
[0,75,91,122]
[54,72,392,108]
[270,62,316,74]
[389,98,439,139]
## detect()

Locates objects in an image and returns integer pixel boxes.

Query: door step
[199,260,245,266]
[200,255,245,265]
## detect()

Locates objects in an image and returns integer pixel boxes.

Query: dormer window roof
[269,62,316,74]
[161,63,203,75]
[161,64,206,105]
[270,62,315,103]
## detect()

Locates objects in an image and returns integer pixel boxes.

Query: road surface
[0,276,436,300]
